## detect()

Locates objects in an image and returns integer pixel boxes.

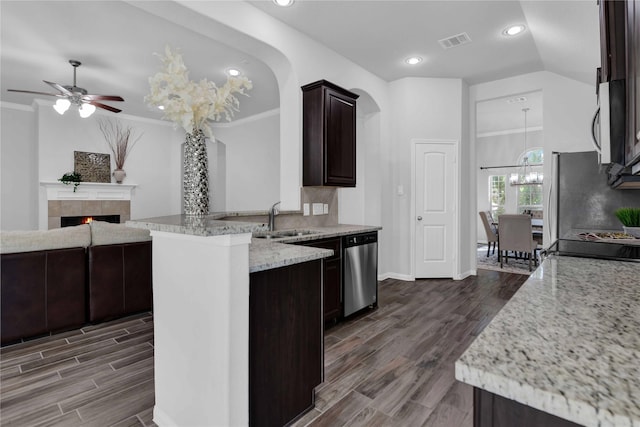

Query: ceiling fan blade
[7,89,62,97]
[43,80,72,96]
[88,101,122,113]
[83,94,124,102]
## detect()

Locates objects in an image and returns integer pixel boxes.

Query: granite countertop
[249,239,332,273]
[126,214,268,237]
[455,255,640,427]
[249,224,381,272]
[127,216,381,273]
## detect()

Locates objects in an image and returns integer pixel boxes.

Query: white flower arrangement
[145,45,252,138]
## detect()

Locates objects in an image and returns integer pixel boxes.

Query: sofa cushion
[90,220,151,246]
[0,224,91,254]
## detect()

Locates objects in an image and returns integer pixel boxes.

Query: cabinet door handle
[417,216,423,221]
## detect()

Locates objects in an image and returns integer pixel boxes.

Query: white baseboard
[455,270,476,280]
[378,272,415,282]
[380,270,478,282]
[153,406,176,427]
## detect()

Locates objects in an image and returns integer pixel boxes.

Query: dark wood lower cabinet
[296,238,342,325]
[323,257,342,322]
[474,388,581,427]
[249,260,323,427]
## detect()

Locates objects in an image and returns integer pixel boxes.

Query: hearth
[61,215,120,227]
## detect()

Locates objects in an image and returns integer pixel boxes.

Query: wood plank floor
[0,269,526,427]
[293,269,527,427]
[1,313,156,427]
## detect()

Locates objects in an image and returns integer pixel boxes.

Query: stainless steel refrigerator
[550,151,640,241]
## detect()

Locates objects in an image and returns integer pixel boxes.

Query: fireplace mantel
[40,181,137,201]
[41,181,137,229]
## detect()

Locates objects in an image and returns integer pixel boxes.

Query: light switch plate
[312,203,323,215]
[323,204,329,214]
[303,203,310,216]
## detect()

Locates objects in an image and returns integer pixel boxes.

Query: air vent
[438,32,472,49]
[507,96,528,104]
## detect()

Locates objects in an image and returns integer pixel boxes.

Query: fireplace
[61,215,121,228]
[41,181,136,229]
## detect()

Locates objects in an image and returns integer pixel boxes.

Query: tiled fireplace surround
[42,182,135,229]
[48,200,130,229]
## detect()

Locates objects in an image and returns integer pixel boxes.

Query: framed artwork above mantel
[74,151,110,183]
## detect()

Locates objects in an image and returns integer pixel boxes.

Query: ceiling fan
[7,59,124,117]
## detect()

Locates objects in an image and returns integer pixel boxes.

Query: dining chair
[479,211,498,257]
[497,214,538,271]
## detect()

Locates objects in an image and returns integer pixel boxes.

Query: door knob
[417,216,422,221]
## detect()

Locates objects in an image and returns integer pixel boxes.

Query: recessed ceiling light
[227,68,240,77]
[273,0,294,6]
[503,24,526,36]
[406,56,423,65]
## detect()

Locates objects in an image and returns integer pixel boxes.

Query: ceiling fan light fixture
[53,98,71,115]
[78,103,96,118]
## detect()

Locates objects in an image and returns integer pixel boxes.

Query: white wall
[387,78,466,279]
[36,102,183,229]
[470,71,596,246]
[338,91,383,228]
[1,103,38,230]
[211,110,280,212]
[1,100,183,231]
[459,81,473,278]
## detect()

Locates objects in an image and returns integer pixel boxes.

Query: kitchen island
[127,215,334,427]
[126,215,381,426]
[455,255,640,427]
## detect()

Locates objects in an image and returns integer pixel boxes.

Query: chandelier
[510,107,543,186]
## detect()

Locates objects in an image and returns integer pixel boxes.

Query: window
[517,185,543,212]
[489,175,506,217]
[514,148,543,212]
[522,148,543,165]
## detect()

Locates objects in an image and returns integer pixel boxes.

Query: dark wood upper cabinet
[599,0,640,170]
[599,0,627,83]
[302,80,359,187]
[625,0,640,165]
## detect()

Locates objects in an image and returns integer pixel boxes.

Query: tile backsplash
[222,187,339,229]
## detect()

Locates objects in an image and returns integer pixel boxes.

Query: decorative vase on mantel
[183,128,210,216]
[113,169,126,184]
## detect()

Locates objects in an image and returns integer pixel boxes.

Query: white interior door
[414,142,457,278]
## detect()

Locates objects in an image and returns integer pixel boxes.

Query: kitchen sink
[253,229,320,239]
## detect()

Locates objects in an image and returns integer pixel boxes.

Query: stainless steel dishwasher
[343,232,378,317]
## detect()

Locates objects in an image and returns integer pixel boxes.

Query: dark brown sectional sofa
[1,221,152,345]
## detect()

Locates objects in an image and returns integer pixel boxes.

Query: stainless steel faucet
[268,201,281,232]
